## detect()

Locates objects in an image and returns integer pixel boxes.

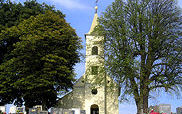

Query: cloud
[49,0,88,10]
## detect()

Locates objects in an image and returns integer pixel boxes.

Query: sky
[8,0,182,114]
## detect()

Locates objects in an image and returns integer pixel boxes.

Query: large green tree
[0,1,82,110]
[95,0,182,113]
[0,0,63,106]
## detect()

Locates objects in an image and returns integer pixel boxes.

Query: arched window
[92,46,98,55]
[91,104,99,114]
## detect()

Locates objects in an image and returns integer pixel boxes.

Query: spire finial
[95,0,98,13]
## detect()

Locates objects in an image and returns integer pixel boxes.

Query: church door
[91,104,99,114]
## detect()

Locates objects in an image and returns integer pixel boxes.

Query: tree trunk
[143,93,149,113]
[42,97,47,110]
[143,75,149,113]
[134,94,143,114]
[136,100,142,114]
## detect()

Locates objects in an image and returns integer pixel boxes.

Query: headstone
[159,104,171,114]
[39,110,48,114]
[70,110,75,114]
[63,109,70,114]
[176,107,182,114]
[50,108,63,114]
[29,108,38,114]
[71,108,80,114]
[9,106,17,114]
[0,106,6,113]
[17,107,25,113]
[33,105,42,113]
[80,110,86,114]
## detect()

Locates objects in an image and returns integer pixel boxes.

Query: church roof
[88,6,98,34]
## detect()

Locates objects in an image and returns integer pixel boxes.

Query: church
[56,4,119,114]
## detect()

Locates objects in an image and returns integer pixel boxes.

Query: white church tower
[84,5,106,114]
[57,3,119,114]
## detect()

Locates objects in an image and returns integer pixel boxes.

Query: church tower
[57,2,119,114]
[84,5,106,114]
[84,4,119,114]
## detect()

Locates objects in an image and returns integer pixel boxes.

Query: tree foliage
[0,0,61,30]
[95,0,182,113]
[0,0,63,64]
[0,0,82,110]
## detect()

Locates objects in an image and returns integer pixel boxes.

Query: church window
[92,46,98,55]
[91,66,98,75]
[91,89,98,95]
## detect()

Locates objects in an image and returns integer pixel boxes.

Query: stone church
[56,5,119,114]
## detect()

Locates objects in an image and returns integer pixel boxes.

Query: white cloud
[49,0,88,10]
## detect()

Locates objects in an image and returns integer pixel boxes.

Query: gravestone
[29,108,38,114]
[176,107,182,114]
[70,110,75,114]
[71,108,80,114]
[63,109,70,114]
[33,105,42,113]
[17,107,25,113]
[9,106,16,114]
[39,110,48,114]
[0,106,6,113]
[50,108,63,114]
[159,104,171,114]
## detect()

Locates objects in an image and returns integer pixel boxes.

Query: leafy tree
[0,11,82,110]
[0,0,63,64]
[0,0,65,106]
[94,0,182,113]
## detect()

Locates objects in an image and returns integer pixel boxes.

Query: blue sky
[10,0,182,113]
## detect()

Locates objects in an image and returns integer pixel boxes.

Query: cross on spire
[96,0,98,6]
[95,0,98,13]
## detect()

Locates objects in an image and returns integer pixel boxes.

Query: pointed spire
[88,1,99,34]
